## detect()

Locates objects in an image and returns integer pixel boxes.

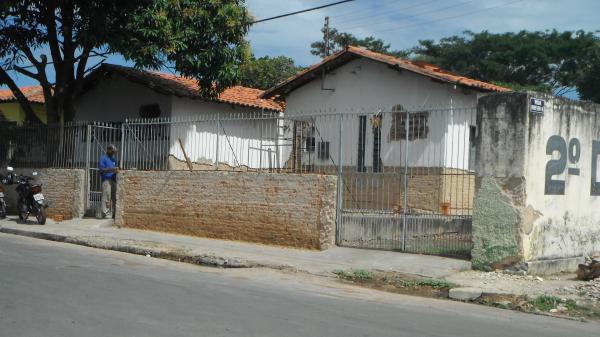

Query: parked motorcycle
[5,167,47,225]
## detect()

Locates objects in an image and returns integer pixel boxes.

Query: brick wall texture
[115,170,338,250]
[343,167,474,215]
[4,168,85,219]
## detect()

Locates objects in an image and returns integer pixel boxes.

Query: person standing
[98,144,119,219]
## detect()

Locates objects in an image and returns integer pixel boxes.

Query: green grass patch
[533,295,560,312]
[333,269,374,281]
[397,278,456,289]
[352,269,374,280]
[333,269,353,280]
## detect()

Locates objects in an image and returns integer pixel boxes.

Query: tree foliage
[576,55,600,102]
[0,0,251,123]
[239,55,302,90]
[310,28,600,102]
[310,26,406,58]
[408,30,600,100]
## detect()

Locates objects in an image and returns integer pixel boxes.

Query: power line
[337,0,477,31]
[251,0,355,24]
[334,0,442,26]
[367,0,524,34]
[7,2,357,71]
[329,0,416,20]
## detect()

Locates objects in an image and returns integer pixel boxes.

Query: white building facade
[263,46,510,174]
[74,64,284,170]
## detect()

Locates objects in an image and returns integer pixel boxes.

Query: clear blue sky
[5,0,600,97]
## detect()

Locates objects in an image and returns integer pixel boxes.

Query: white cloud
[247,0,600,65]
[247,0,331,65]
[4,0,598,88]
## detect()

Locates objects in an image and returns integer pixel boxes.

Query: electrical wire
[334,0,442,26]
[7,1,357,71]
[366,0,524,34]
[337,0,477,30]
[329,0,420,20]
[252,0,355,24]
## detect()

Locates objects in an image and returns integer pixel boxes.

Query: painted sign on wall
[545,135,600,195]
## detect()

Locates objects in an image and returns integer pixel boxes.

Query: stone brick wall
[115,170,338,250]
[3,168,85,220]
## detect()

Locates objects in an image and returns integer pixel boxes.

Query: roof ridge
[101,63,267,94]
[97,64,282,111]
[262,45,510,98]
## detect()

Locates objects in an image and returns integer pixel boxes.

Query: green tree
[408,30,600,100]
[310,27,406,58]
[239,55,302,90]
[0,0,251,123]
[578,61,600,102]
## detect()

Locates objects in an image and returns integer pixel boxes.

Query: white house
[74,64,284,170]
[262,46,510,174]
[262,46,510,217]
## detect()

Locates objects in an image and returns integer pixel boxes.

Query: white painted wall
[522,94,600,260]
[74,75,172,121]
[283,58,478,171]
[169,97,282,169]
[74,75,283,170]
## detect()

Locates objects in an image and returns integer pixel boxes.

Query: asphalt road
[0,234,598,337]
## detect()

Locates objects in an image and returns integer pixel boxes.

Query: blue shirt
[99,154,117,181]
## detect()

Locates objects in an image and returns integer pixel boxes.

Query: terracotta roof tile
[262,45,511,98]
[0,86,45,103]
[93,64,283,112]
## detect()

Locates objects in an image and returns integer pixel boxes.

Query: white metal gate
[285,107,476,257]
[335,108,475,257]
[84,123,122,215]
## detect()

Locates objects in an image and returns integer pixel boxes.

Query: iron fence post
[84,123,92,213]
[215,114,220,170]
[259,120,263,170]
[402,109,409,251]
[120,122,126,169]
[336,113,343,245]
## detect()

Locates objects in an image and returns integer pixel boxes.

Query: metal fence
[0,121,88,169]
[121,111,284,171]
[0,106,476,257]
[286,107,477,257]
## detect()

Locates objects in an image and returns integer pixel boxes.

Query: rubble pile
[574,278,600,303]
[577,256,600,281]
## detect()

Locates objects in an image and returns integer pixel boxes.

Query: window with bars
[318,141,330,159]
[139,104,161,118]
[305,137,316,152]
[389,105,429,141]
[304,126,316,152]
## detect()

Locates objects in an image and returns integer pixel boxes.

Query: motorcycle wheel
[17,203,29,221]
[36,207,46,225]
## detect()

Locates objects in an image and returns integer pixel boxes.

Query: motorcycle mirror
[7,166,13,171]
[32,171,38,176]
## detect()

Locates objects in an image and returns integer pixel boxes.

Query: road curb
[0,227,69,242]
[0,226,301,272]
[3,226,596,322]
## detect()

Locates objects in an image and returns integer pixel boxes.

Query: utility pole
[320,16,334,91]
[324,16,330,57]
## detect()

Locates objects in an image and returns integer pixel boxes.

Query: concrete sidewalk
[0,216,470,279]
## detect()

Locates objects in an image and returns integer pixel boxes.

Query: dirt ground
[446,270,583,298]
